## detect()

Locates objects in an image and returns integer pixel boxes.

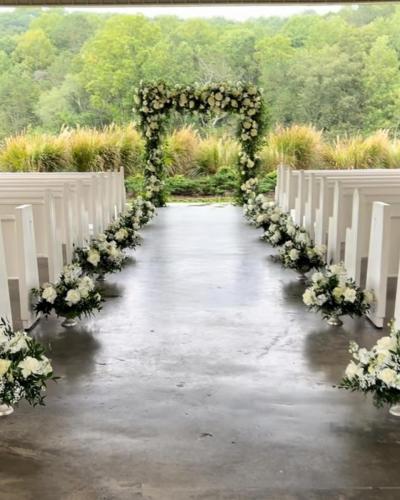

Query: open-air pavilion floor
[0,204,399,500]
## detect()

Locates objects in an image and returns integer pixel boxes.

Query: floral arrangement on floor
[303,264,374,325]
[73,234,125,278]
[135,81,267,205]
[0,318,55,412]
[33,264,102,326]
[105,220,141,251]
[279,229,326,275]
[262,213,297,247]
[339,323,400,413]
[126,196,156,229]
[244,195,282,231]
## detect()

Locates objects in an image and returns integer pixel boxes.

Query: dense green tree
[0,5,399,139]
[363,36,400,132]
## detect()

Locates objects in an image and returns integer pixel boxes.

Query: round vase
[97,274,105,282]
[296,271,308,282]
[61,317,78,328]
[389,404,400,417]
[326,314,343,327]
[0,404,14,416]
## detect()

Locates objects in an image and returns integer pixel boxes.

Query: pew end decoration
[303,264,374,326]
[263,213,297,247]
[33,264,102,328]
[105,221,141,251]
[0,318,55,415]
[74,234,125,280]
[135,81,267,206]
[340,323,400,416]
[279,233,326,280]
[128,197,156,228]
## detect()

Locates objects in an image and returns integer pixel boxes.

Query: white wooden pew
[0,222,12,325]
[344,189,400,284]
[366,202,400,328]
[1,205,39,329]
[0,190,63,282]
[314,176,400,249]
[326,180,400,264]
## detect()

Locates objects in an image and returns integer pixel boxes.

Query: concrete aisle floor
[1,204,400,500]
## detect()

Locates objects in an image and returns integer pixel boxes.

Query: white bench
[366,202,400,328]
[0,189,63,282]
[1,205,39,329]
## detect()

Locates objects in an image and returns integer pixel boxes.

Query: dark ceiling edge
[0,1,389,5]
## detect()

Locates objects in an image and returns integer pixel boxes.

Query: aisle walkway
[1,205,399,500]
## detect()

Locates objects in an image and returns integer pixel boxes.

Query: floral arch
[134,81,268,206]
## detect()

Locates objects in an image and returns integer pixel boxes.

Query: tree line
[0,4,399,140]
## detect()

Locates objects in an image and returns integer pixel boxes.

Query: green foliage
[0,125,143,173]
[260,124,323,171]
[0,6,399,140]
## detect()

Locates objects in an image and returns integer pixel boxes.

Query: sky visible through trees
[0,4,399,140]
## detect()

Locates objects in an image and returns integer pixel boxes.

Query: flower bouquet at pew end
[0,318,56,416]
[339,322,400,416]
[279,230,326,281]
[127,196,157,228]
[302,263,374,326]
[243,193,275,228]
[263,213,296,247]
[33,264,103,328]
[105,219,142,251]
[73,233,126,281]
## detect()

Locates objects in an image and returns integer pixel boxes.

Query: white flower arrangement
[127,196,156,228]
[303,263,373,323]
[340,323,400,409]
[243,194,277,229]
[0,318,55,408]
[33,264,102,322]
[105,219,141,251]
[135,81,266,205]
[278,233,326,274]
[262,212,295,247]
[73,233,126,278]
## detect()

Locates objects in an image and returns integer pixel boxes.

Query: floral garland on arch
[134,81,268,206]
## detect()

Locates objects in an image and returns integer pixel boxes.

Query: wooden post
[0,223,12,326]
[366,202,391,328]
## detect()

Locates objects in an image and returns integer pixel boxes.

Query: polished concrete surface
[1,205,400,500]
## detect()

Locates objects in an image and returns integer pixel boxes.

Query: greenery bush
[260,124,323,171]
[162,126,199,177]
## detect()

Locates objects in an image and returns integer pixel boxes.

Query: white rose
[311,272,324,283]
[18,356,42,378]
[376,336,397,352]
[115,228,128,242]
[65,289,81,306]
[378,368,398,387]
[108,245,121,260]
[0,359,11,377]
[42,286,57,304]
[87,249,100,267]
[303,288,316,306]
[345,361,363,380]
[270,213,280,223]
[289,249,300,261]
[332,286,345,302]
[315,294,327,306]
[344,288,357,303]
[6,331,28,353]
[38,355,53,376]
